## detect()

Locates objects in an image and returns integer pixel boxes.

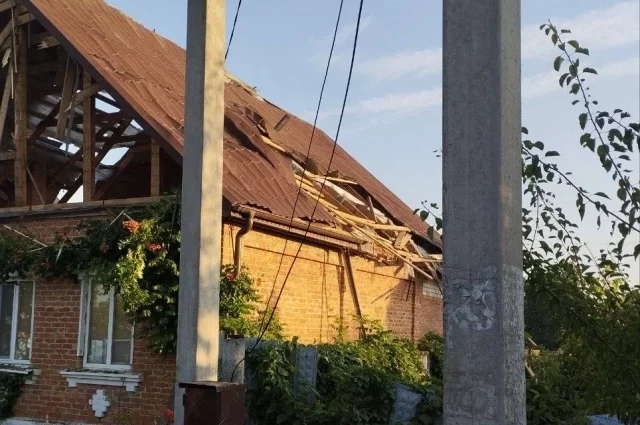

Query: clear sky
[103,0,640,281]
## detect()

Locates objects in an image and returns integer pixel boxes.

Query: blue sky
[104,0,640,281]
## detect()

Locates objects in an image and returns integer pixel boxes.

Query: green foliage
[414,24,640,424]
[526,349,590,425]
[416,331,443,379]
[246,322,440,425]
[0,195,281,354]
[0,372,24,419]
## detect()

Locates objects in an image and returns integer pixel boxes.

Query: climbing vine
[0,194,282,354]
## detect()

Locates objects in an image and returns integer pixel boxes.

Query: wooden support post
[150,141,160,196]
[56,59,76,140]
[82,72,95,201]
[13,26,27,207]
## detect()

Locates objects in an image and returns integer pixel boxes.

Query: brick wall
[222,223,443,343]
[1,214,442,423]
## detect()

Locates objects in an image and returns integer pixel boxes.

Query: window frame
[81,280,134,371]
[0,279,36,364]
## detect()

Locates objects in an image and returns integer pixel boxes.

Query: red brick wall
[1,214,442,423]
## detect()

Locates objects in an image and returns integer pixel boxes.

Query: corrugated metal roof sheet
[24,0,441,248]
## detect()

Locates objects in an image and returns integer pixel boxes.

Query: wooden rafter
[0,63,11,149]
[69,83,101,112]
[0,12,34,49]
[82,73,95,201]
[13,26,27,206]
[92,147,142,201]
[150,141,160,196]
[56,119,131,202]
[55,59,76,139]
[28,101,60,148]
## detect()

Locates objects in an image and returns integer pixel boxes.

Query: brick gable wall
[2,213,441,423]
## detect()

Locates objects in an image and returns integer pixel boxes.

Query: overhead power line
[225,0,243,61]
[231,0,366,381]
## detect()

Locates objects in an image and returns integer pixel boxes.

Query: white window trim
[0,279,35,364]
[60,369,142,392]
[80,279,134,371]
[0,364,41,384]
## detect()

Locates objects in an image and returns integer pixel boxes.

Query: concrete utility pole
[175,0,226,424]
[442,0,525,423]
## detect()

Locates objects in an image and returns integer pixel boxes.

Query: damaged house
[0,0,443,423]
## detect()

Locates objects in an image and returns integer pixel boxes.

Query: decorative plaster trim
[59,370,142,392]
[0,364,41,384]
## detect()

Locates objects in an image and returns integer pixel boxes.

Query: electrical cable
[230,0,365,381]
[225,0,243,61]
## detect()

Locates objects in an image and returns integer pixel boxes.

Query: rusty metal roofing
[24,0,440,248]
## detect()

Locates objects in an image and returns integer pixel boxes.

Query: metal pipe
[234,210,255,277]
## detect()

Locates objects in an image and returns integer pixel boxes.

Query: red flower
[225,273,235,281]
[122,219,140,233]
[146,243,163,252]
[165,409,174,421]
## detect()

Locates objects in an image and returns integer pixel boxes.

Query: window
[0,281,35,363]
[81,281,134,370]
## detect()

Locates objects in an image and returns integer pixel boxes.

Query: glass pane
[111,294,132,365]
[87,285,110,365]
[0,285,15,359]
[15,283,34,360]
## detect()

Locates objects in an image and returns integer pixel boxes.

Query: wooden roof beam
[55,59,77,140]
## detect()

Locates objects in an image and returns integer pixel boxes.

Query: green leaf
[608,129,623,142]
[579,113,588,130]
[559,73,569,87]
[545,151,560,157]
[634,244,640,259]
[551,33,558,45]
[617,187,627,201]
[583,67,597,74]
[521,126,529,134]
[553,56,564,71]
[575,47,590,55]
[597,144,609,158]
[570,83,580,94]
[560,29,571,33]
[571,99,579,105]
[534,141,545,150]
[567,40,580,49]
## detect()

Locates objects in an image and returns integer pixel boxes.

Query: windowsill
[60,369,143,392]
[0,363,41,384]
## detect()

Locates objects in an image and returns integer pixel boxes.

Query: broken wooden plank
[55,59,76,139]
[13,26,26,206]
[150,141,160,196]
[394,231,412,250]
[82,73,95,201]
[68,82,101,112]
[0,63,11,149]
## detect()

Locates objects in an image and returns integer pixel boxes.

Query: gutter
[234,210,255,278]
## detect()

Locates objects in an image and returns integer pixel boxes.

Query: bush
[246,320,439,425]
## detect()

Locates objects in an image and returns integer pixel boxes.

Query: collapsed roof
[22,0,441,251]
